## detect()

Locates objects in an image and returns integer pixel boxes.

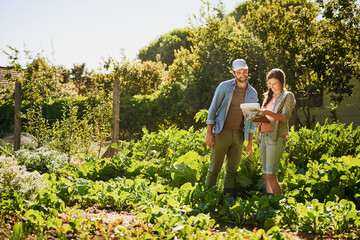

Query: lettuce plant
[0,156,45,201]
[15,146,67,174]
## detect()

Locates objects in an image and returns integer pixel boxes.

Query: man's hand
[206,132,215,148]
[206,124,215,148]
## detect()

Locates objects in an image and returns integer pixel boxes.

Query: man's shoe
[223,188,235,198]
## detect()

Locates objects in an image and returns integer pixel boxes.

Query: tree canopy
[2,0,359,136]
[138,28,193,67]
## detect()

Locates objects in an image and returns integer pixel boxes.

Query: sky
[0,0,242,70]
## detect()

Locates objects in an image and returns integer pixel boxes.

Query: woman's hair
[263,68,286,107]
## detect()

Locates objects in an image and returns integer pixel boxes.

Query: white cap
[232,59,248,71]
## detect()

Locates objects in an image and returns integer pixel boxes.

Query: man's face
[233,68,248,83]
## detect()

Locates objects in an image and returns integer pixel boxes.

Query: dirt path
[78,206,325,239]
[79,207,137,227]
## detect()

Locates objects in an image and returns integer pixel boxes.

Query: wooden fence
[1,79,120,157]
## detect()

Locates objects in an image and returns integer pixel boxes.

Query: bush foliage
[1,0,359,138]
[1,122,359,239]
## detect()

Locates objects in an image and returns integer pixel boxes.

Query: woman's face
[268,78,283,94]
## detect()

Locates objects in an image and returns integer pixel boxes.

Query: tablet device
[240,103,260,111]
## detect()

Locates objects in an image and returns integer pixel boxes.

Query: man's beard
[236,77,247,83]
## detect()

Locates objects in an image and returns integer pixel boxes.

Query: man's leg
[205,130,232,188]
[223,130,244,195]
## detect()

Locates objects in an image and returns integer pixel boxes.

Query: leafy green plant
[324,199,359,235]
[295,198,360,236]
[230,195,284,229]
[0,156,45,201]
[235,142,266,198]
[15,146,67,174]
[76,156,130,181]
[283,154,360,207]
[0,139,13,156]
[22,102,50,147]
[170,151,208,187]
[286,121,360,170]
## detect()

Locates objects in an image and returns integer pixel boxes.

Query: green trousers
[205,129,244,189]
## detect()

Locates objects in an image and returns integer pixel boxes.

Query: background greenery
[1,0,359,140]
[1,122,359,239]
[1,1,360,237]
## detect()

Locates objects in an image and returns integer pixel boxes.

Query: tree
[239,0,360,127]
[310,0,360,121]
[102,57,167,97]
[70,63,94,95]
[227,0,252,22]
[2,46,77,101]
[138,28,192,67]
[168,0,267,115]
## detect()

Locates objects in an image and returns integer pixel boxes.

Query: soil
[79,207,137,228]
[77,206,333,240]
[0,206,346,239]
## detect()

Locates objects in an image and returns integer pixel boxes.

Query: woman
[257,68,296,195]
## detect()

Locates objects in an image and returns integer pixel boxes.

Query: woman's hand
[245,141,253,158]
[245,133,254,158]
[257,109,269,116]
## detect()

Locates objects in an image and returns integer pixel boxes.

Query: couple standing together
[205,59,296,197]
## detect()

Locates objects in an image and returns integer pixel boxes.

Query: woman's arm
[258,92,296,122]
[259,110,284,121]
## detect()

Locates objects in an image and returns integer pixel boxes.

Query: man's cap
[232,59,248,71]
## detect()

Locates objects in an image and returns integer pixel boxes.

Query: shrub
[15,146,67,174]
[0,156,45,201]
[0,139,13,156]
[283,155,360,207]
[285,121,360,170]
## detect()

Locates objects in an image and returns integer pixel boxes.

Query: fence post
[14,82,21,151]
[102,78,120,158]
[112,78,120,145]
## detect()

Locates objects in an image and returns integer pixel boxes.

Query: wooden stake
[14,82,21,151]
[102,79,120,158]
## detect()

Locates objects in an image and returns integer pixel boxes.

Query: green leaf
[111,142,118,149]
[60,224,73,234]
[236,174,252,188]
[24,209,45,225]
[172,225,185,231]
[170,151,203,187]
[12,223,24,238]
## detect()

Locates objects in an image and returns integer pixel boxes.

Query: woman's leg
[264,174,282,194]
[264,174,272,194]
[262,135,286,195]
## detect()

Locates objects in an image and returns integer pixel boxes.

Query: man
[205,59,258,197]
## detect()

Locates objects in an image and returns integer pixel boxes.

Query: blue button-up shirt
[206,79,258,141]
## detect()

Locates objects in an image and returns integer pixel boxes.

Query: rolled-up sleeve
[279,92,296,122]
[206,86,222,125]
[249,121,256,133]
